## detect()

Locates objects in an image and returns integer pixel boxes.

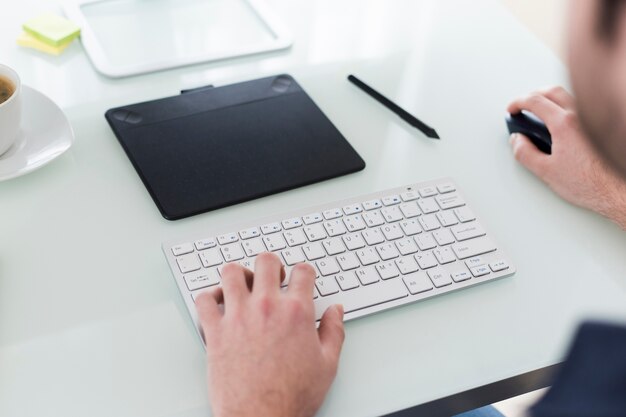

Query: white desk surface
[2,1,626,416]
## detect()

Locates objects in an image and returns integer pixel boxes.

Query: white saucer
[0,85,73,181]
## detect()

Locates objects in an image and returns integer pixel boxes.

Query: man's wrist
[596,175,626,230]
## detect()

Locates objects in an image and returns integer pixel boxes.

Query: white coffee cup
[0,64,22,156]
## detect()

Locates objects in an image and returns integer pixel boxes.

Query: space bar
[314,279,409,321]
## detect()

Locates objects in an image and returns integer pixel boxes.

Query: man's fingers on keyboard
[287,263,316,298]
[318,304,345,364]
[252,252,284,295]
[195,287,224,328]
[221,263,252,308]
[510,133,551,178]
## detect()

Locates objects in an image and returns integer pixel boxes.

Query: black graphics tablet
[105,75,365,220]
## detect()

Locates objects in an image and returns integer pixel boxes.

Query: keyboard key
[343,214,367,232]
[433,247,456,264]
[399,202,421,218]
[381,223,404,241]
[316,276,340,296]
[427,267,453,287]
[303,243,326,260]
[436,210,459,227]
[418,186,438,197]
[176,253,202,273]
[323,219,347,237]
[221,243,245,262]
[403,272,434,294]
[362,228,385,246]
[322,238,346,256]
[382,195,401,206]
[414,233,437,251]
[284,229,307,247]
[303,213,323,224]
[400,219,422,236]
[199,248,223,267]
[194,238,217,251]
[242,238,266,257]
[356,247,380,266]
[432,228,455,246]
[336,272,360,291]
[362,199,383,210]
[239,258,256,270]
[437,183,456,194]
[172,243,194,256]
[263,234,287,251]
[451,223,486,241]
[342,233,366,250]
[314,278,408,320]
[356,266,379,285]
[217,233,238,245]
[451,269,472,283]
[415,251,438,269]
[323,208,343,220]
[316,258,341,276]
[400,190,419,201]
[465,256,486,268]
[419,214,441,231]
[490,260,510,272]
[376,261,400,280]
[337,252,360,270]
[436,193,465,210]
[343,204,363,215]
[470,265,491,277]
[381,206,403,222]
[184,269,220,291]
[452,237,496,259]
[304,224,327,241]
[281,248,306,265]
[454,207,476,223]
[362,210,385,227]
[239,227,260,240]
[395,256,419,274]
[418,197,439,214]
[282,217,303,229]
[395,237,418,255]
[376,243,400,261]
[261,223,282,234]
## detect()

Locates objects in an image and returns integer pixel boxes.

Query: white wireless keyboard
[163,178,515,332]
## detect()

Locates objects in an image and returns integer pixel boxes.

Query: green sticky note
[23,13,80,47]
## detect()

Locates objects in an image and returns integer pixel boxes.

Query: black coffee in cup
[0,76,15,105]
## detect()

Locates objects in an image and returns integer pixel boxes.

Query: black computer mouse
[505,111,552,154]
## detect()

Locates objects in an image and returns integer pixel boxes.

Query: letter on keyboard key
[314,278,408,320]
[335,272,360,291]
[281,248,306,265]
[376,243,399,261]
[337,252,360,270]
[284,229,307,247]
[356,247,380,266]
[322,238,346,256]
[304,224,327,241]
[376,262,400,280]
[395,238,418,255]
[400,219,422,236]
[342,233,366,250]
[242,238,266,257]
[403,272,434,294]
[176,253,201,274]
[316,276,340,296]
[362,228,385,246]
[303,243,326,260]
[427,267,453,288]
[452,237,496,259]
[356,266,380,285]
[172,243,194,256]
[199,248,223,267]
[221,243,245,262]
[381,224,404,241]
[316,258,341,276]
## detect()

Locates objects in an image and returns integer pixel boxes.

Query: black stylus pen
[348,74,440,139]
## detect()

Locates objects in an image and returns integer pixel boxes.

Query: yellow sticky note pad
[23,13,80,47]
[17,31,72,56]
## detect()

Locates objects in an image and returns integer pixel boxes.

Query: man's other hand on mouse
[195,253,345,417]
[507,87,626,229]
